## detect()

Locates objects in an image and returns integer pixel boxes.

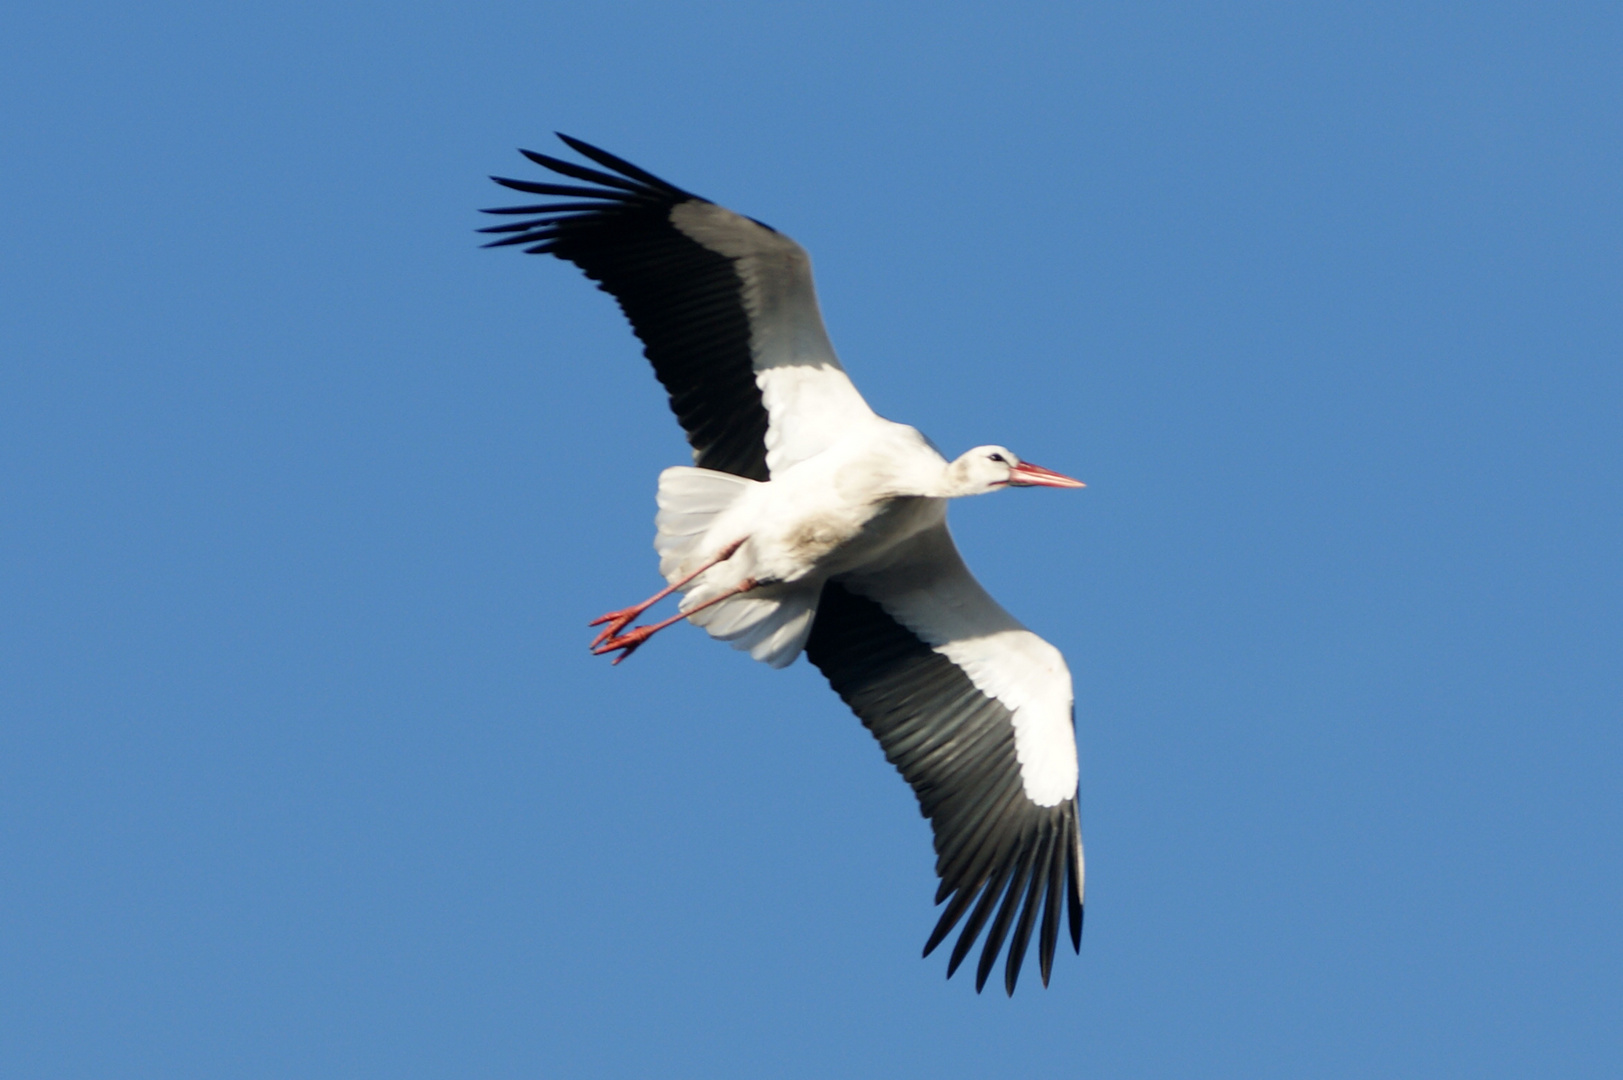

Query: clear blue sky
[3,2,1619,1076]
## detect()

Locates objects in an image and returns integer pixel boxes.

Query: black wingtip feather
[480,233,544,248]
[1003,830,1053,995]
[489,176,628,200]
[948,848,1021,983]
[554,133,691,196]
[1068,815,1085,952]
[975,845,1035,994]
[946,863,1008,980]
[923,881,982,958]
[481,202,628,217]
[517,147,647,193]
[1038,836,1064,986]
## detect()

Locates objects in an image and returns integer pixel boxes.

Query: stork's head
[947,445,1086,496]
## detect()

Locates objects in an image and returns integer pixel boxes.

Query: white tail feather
[653,466,817,668]
[655,467,755,580]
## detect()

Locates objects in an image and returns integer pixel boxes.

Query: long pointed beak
[1007,461,1086,489]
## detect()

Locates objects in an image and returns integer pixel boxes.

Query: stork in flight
[481,136,1086,994]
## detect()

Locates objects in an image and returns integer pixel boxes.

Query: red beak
[1007,461,1086,489]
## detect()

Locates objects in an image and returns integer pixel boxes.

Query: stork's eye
[988,453,1006,464]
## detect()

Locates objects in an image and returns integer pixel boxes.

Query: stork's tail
[654,466,754,575]
[653,466,816,668]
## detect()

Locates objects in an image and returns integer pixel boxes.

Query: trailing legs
[587,537,749,662]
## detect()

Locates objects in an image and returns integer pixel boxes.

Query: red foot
[588,607,642,650]
[591,624,657,665]
[586,539,751,660]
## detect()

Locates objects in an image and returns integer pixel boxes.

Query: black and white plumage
[482,135,1086,994]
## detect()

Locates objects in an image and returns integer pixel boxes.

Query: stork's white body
[652,420,949,676]
[668,419,946,590]
[484,135,1088,993]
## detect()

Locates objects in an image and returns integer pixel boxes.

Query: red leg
[593,577,759,665]
[588,538,746,649]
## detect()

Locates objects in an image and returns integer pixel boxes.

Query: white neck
[929,454,1003,499]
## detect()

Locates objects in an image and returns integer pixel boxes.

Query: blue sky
[2,1,1619,1076]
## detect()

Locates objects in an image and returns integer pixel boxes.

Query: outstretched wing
[481,134,874,480]
[805,524,1084,995]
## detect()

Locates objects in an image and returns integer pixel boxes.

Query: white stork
[481,136,1086,994]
